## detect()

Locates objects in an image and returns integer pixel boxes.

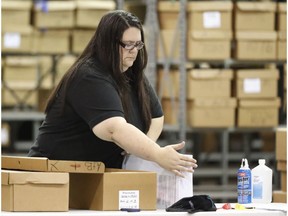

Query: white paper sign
[119,190,139,209]
[203,11,221,28]
[4,32,21,48]
[1,128,8,145]
[243,78,261,93]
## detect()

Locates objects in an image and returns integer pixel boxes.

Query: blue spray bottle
[237,158,251,204]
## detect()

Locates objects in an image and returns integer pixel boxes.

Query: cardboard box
[276,128,287,161]
[237,98,280,127]
[33,30,70,54]
[69,168,157,210]
[277,31,287,60]
[235,69,279,99]
[157,1,183,29]
[33,1,76,29]
[157,67,180,99]
[157,30,181,60]
[187,98,236,127]
[55,55,77,84]
[1,0,32,29]
[187,69,233,99]
[3,56,39,89]
[2,26,34,53]
[38,56,54,89]
[187,30,232,60]
[281,171,287,192]
[234,31,277,60]
[75,0,116,28]
[277,160,287,171]
[2,170,69,212]
[1,89,38,108]
[188,1,232,31]
[277,3,287,31]
[235,2,276,31]
[161,99,179,125]
[72,29,95,54]
[1,156,105,173]
[273,190,287,203]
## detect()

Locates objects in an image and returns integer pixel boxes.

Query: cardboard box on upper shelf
[187,30,232,60]
[187,1,233,31]
[235,68,279,99]
[33,0,76,29]
[277,2,287,31]
[187,69,233,99]
[75,0,116,28]
[235,1,276,31]
[157,1,183,29]
[234,31,277,60]
[237,98,281,127]
[1,0,32,29]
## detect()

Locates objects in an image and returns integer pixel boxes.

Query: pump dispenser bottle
[252,159,273,203]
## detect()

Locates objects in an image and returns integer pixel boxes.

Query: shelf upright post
[143,0,158,89]
[116,0,124,10]
[178,0,187,144]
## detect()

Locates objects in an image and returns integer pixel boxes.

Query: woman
[28,10,197,177]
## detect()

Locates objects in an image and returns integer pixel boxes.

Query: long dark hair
[45,10,152,132]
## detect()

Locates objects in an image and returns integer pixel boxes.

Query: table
[2,203,287,216]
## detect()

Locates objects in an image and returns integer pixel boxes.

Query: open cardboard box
[2,156,157,211]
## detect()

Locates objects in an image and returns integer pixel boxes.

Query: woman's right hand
[155,141,198,177]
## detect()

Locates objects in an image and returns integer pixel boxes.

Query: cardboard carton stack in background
[187,1,233,60]
[235,67,280,127]
[234,1,277,60]
[273,128,287,203]
[186,69,236,127]
[276,2,287,60]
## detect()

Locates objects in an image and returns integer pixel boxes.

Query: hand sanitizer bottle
[252,159,273,203]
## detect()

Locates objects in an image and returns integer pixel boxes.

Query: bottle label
[253,176,263,199]
[237,169,251,204]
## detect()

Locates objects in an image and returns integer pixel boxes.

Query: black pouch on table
[166,195,217,214]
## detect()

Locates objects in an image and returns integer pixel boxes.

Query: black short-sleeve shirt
[28,59,163,168]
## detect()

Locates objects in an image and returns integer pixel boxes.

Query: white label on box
[243,78,261,93]
[119,190,139,209]
[203,12,221,28]
[1,128,9,145]
[4,32,21,48]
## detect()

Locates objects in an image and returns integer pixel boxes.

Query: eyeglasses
[119,41,144,51]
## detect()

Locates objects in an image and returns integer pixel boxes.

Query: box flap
[239,98,281,108]
[191,98,237,108]
[236,2,276,12]
[236,31,277,41]
[278,31,287,40]
[157,1,181,12]
[188,69,233,80]
[34,29,70,37]
[5,56,38,67]
[188,1,233,11]
[76,0,116,10]
[1,156,105,173]
[2,0,32,10]
[2,25,34,34]
[190,30,232,39]
[1,170,69,185]
[236,69,279,79]
[278,3,287,12]
[2,171,10,185]
[34,1,76,11]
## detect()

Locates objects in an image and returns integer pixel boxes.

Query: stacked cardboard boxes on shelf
[234,1,277,60]
[273,128,287,203]
[235,67,280,127]
[1,156,157,211]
